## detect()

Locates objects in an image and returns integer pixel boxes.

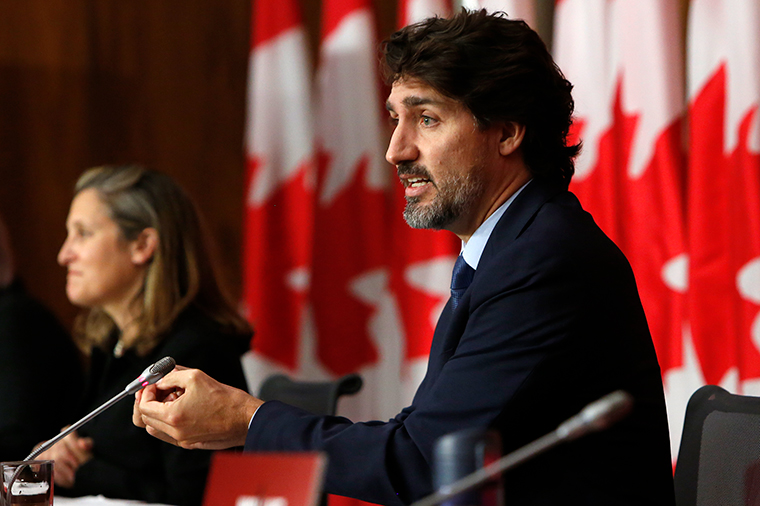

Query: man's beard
[399,163,485,230]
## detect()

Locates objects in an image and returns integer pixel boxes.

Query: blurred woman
[38,165,251,506]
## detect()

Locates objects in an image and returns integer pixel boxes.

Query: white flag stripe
[663,324,705,459]
[469,0,536,26]
[405,0,451,24]
[247,27,315,206]
[318,10,387,205]
[611,1,683,179]
[553,0,610,181]
[687,0,760,153]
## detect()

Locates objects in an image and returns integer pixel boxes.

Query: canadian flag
[391,0,460,408]
[308,0,395,425]
[315,6,399,506]
[687,0,760,397]
[553,0,688,457]
[242,0,316,390]
[244,1,440,504]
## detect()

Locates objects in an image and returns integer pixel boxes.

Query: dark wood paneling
[0,0,398,330]
[0,0,92,326]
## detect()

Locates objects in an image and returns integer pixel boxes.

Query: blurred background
[4,0,760,474]
[0,1,555,334]
[1,0,253,329]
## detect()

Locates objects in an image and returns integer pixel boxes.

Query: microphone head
[150,356,176,377]
[556,390,634,441]
[124,356,176,394]
[585,390,633,431]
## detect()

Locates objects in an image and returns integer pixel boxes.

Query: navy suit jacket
[245,179,675,506]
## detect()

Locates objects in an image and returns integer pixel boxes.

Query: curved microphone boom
[412,390,634,506]
[25,356,176,461]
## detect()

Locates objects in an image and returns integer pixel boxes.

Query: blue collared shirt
[461,179,532,270]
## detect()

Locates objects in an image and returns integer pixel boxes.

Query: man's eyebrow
[386,95,440,112]
[403,96,436,107]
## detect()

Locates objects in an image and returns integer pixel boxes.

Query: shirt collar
[461,179,532,270]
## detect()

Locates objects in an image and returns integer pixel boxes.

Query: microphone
[412,390,634,506]
[24,356,176,461]
[124,356,177,394]
[555,389,633,440]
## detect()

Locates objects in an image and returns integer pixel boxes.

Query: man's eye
[421,116,436,126]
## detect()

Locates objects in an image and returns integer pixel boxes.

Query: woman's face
[58,188,148,317]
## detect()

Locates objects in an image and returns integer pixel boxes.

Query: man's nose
[386,124,418,166]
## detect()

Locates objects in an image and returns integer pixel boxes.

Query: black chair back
[674,385,760,506]
[258,373,363,416]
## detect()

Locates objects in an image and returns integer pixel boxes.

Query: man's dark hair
[382,8,580,187]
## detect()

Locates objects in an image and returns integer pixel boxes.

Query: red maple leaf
[310,150,388,375]
[688,64,760,385]
[243,157,314,369]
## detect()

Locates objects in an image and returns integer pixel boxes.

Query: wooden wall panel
[1,0,92,327]
[0,0,254,328]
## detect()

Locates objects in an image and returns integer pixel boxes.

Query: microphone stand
[24,390,130,461]
[5,390,131,506]
[411,390,634,506]
[414,428,562,506]
[25,355,175,461]
[4,357,176,506]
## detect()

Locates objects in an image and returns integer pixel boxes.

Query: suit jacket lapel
[416,179,567,402]
[479,179,565,271]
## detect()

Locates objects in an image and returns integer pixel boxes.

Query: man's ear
[130,228,158,266]
[499,121,526,156]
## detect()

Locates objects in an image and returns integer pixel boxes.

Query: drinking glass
[1,460,53,506]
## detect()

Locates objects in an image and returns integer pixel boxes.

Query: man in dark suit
[134,9,675,505]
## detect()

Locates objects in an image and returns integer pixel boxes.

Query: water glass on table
[1,460,53,506]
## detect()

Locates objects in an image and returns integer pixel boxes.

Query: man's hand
[133,367,263,450]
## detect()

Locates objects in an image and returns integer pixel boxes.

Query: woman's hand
[35,430,93,488]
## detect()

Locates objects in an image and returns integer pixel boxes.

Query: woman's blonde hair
[72,165,251,355]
